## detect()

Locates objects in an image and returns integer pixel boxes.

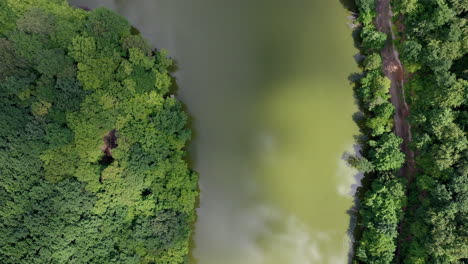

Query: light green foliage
[31,100,52,117]
[448,0,468,13]
[363,53,382,70]
[0,1,197,263]
[356,0,376,13]
[433,2,456,27]
[393,0,419,14]
[68,35,97,61]
[129,47,154,69]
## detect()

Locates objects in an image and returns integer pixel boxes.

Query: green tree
[361,27,388,51]
[348,156,375,173]
[363,53,382,70]
[0,1,197,263]
[16,7,55,34]
[355,173,406,264]
[366,102,394,136]
[368,133,405,171]
[393,0,419,14]
[401,40,422,63]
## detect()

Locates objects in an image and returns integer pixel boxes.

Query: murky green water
[69,1,359,263]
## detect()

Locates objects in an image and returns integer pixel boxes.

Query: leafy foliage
[361,26,388,50]
[363,53,383,70]
[0,1,197,263]
[352,0,468,263]
[350,1,408,263]
[368,133,405,171]
[355,173,406,264]
[394,1,468,262]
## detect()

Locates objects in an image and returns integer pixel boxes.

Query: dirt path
[375,0,416,260]
[375,0,416,178]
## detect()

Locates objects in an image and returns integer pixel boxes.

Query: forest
[0,0,198,263]
[0,0,466,263]
[351,0,467,263]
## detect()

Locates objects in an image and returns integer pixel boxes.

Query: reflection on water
[223,203,347,264]
[69,0,360,263]
[194,192,352,264]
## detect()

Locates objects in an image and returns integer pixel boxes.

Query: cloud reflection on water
[221,202,351,264]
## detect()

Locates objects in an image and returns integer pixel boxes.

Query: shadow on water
[339,0,358,12]
[344,160,378,264]
[342,82,367,264]
[188,197,200,264]
[167,59,200,264]
[340,21,390,264]
[338,6,376,259]
[343,85,366,264]
[341,127,369,264]
[167,59,199,170]
[338,0,363,52]
[337,0,378,261]
[76,5,91,11]
[341,143,362,264]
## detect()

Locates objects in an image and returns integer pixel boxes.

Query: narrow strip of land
[375,0,415,178]
[375,0,415,260]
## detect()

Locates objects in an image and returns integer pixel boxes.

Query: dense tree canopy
[355,172,406,264]
[393,0,467,262]
[0,1,198,263]
[351,0,467,263]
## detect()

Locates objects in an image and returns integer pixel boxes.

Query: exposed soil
[375,0,416,179]
[102,129,118,158]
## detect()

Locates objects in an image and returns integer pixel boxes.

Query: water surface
[69,1,359,263]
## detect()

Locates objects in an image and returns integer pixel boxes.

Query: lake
[69,1,360,263]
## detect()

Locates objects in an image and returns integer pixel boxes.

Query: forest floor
[375,0,416,179]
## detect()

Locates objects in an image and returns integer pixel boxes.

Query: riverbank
[0,1,198,262]
[347,0,408,262]
[375,0,415,179]
[375,0,416,258]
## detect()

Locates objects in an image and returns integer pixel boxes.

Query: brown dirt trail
[375,0,416,178]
